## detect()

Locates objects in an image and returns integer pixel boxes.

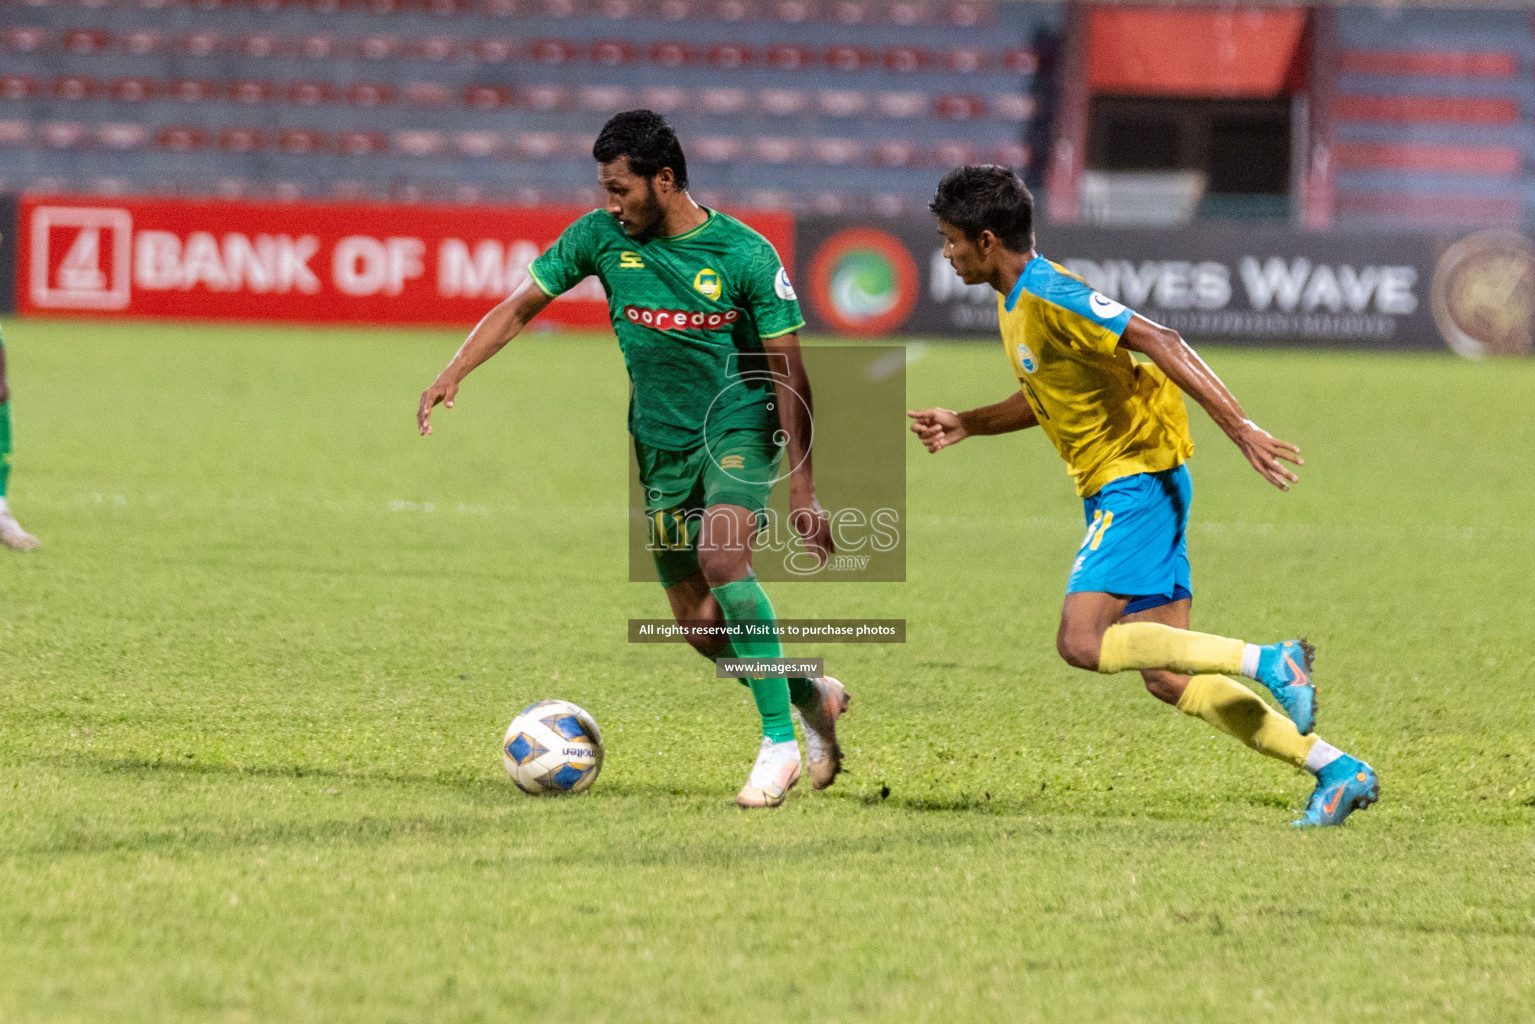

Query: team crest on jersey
[619,251,644,269]
[1015,343,1038,374]
[774,266,797,301]
[693,268,722,300]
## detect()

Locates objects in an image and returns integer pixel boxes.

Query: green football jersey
[527,208,805,451]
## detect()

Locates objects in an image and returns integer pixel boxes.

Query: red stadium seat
[336,130,387,155]
[475,38,515,62]
[110,77,158,102]
[240,33,284,58]
[230,80,276,105]
[414,36,458,61]
[522,85,569,111]
[699,87,749,115]
[889,1,927,26]
[250,0,287,11]
[463,84,511,110]
[753,137,804,164]
[455,130,506,157]
[826,46,874,72]
[215,178,261,199]
[773,0,809,22]
[359,35,400,61]
[394,129,445,156]
[539,0,581,16]
[760,88,808,116]
[741,189,794,210]
[597,0,635,18]
[530,39,580,64]
[717,0,749,21]
[992,142,1030,167]
[766,44,811,70]
[707,43,753,69]
[179,31,224,57]
[656,0,690,21]
[992,94,1034,121]
[3,28,49,54]
[1339,49,1518,78]
[876,91,926,118]
[0,75,38,100]
[61,29,112,55]
[168,78,221,102]
[219,126,266,152]
[648,41,695,68]
[1001,48,1038,75]
[120,30,164,56]
[872,139,917,167]
[934,94,987,120]
[365,0,402,13]
[516,131,563,160]
[52,76,103,101]
[944,47,985,73]
[307,0,343,13]
[692,135,743,163]
[299,34,342,60]
[347,82,396,106]
[945,1,986,27]
[0,120,31,145]
[1335,96,1519,124]
[811,137,865,165]
[580,85,634,111]
[288,81,335,106]
[1333,142,1520,176]
[591,40,635,66]
[883,46,929,73]
[402,82,452,106]
[425,0,465,14]
[156,125,208,152]
[277,129,326,155]
[97,122,149,150]
[831,1,869,25]
[638,85,689,113]
[86,177,135,197]
[811,192,850,215]
[480,0,517,15]
[817,89,868,117]
[934,140,973,166]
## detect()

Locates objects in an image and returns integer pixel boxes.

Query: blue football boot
[1292,755,1379,827]
[1255,639,1317,735]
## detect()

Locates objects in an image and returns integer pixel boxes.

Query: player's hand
[417,376,459,435]
[1233,419,1303,491]
[906,407,968,453]
[790,486,834,566]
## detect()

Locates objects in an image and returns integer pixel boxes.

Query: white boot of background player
[0,498,39,551]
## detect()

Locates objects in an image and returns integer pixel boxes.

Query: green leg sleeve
[710,576,795,743]
[0,401,11,500]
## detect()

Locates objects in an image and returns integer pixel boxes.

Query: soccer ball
[502,699,604,795]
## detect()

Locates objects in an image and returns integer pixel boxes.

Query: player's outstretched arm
[762,332,834,565]
[417,278,555,435]
[907,391,1038,453]
[1119,315,1303,491]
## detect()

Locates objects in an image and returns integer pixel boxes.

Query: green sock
[710,576,795,743]
[0,401,11,500]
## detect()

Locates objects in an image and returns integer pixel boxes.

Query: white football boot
[0,510,39,551]
[794,675,850,791]
[735,737,802,808]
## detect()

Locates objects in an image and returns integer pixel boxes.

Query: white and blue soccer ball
[502,699,604,795]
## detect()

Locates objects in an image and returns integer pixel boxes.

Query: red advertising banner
[15,196,795,328]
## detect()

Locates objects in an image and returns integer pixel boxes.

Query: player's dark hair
[929,165,1034,253]
[592,110,689,190]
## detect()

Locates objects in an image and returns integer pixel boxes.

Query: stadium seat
[278,129,326,155]
[0,75,38,100]
[872,139,917,166]
[831,1,869,25]
[174,78,224,102]
[580,85,634,112]
[741,188,794,210]
[825,45,874,72]
[86,176,136,196]
[455,130,505,157]
[365,0,402,14]
[638,85,688,113]
[992,141,1029,167]
[0,120,29,146]
[718,0,749,22]
[215,177,261,199]
[591,40,635,66]
[402,82,453,106]
[299,34,342,60]
[889,1,925,26]
[648,41,694,68]
[425,0,464,15]
[359,35,400,60]
[753,137,804,164]
[240,33,283,58]
[97,122,149,150]
[656,0,690,20]
[288,81,335,106]
[876,91,926,118]
[1338,49,1518,77]
[696,87,746,115]
[935,94,987,120]
[811,137,864,165]
[992,94,1034,121]
[516,131,563,160]
[219,126,266,152]
[463,84,511,111]
[348,82,396,107]
[523,85,569,111]
[692,135,743,163]
[156,125,207,152]
[1333,142,1520,176]
[1000,48,1038,75]
[883,46,929,73]
[481,0,518,16]
[475,39,515,63]
[395,129,445,156]
[817,90,868,117]
[707,43,753,69]
[52,76,102,101]
[530,39,580,64]
[943,47,985,73]
[3,27,49,54]
[1334,96,1519,124]
[61,29,112,55]
[774,0,810,22]
[336,130,387,155]
[760,88,808,116]
[934,140,973,166]
[811,192,849,215]
[766,44,812,71]
[945,1,986,28]
[598,0,636,18]
[39,120,88,148]
[120,30,165,56]
[540,0,580,17]
[230,81,276,105]
[179,31,224,57]
[110,77,158,102]
[414,36,458,61]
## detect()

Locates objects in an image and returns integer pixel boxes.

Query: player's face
[599,157,667,238]
[937,220,993,285]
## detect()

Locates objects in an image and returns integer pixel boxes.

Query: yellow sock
[1176,674,1317,768]
[1097,622,1245,676]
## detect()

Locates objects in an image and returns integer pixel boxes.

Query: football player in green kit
[418,110,848,808]
[0,328,41,552]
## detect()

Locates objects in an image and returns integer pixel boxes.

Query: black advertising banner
[0,195,15,314]
[796,217,1535,357]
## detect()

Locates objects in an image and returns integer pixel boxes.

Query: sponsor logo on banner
[806,228,918,336]
[14,197,793,328]
[1430,229,1535,358]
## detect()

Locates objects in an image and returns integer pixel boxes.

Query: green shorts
[636,429,784,586]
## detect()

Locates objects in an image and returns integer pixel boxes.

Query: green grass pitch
[2,317,1533,1022]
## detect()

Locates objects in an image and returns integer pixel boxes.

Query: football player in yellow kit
[908,165,1378,826]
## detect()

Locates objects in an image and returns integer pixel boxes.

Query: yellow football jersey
[999,255,1193,497]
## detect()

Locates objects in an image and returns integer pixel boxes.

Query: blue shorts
[1067,464,1192,614]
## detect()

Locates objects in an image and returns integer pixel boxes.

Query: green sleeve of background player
[527,214,599,297]
[740,241,805,341]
